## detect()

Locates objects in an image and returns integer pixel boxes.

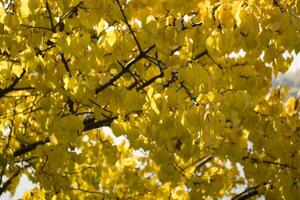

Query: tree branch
[60,53,72,75]
[55,1,84,27]
[179,81,198,106]
[83,117,117,132]
[135,72,164,91]
[95,44,155,94]
[232,185,260,200]
[45,1,55,32]
[206,51,223,69]
[70,187,108,197]
[0,70,26,98]
[182,155,213,171]
[0,167,21,195]
[243,156,296,169]
[192,50,208,61]
[20,24,53,32]
[13,138,50,157]
[115,0,143,53]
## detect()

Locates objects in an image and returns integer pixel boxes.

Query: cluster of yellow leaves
[0,0,299,199]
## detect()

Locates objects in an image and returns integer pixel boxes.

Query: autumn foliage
[0,0,300,199]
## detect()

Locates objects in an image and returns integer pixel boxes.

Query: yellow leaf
[12,64,24,78]
[49,134,58,145]
[96,18,106,35]
[28,0,40,12]
[206,36,214,49]
[146,15,156,24]
[106,29,117,47]
[0,4,5,23]
[19,0,31,18]
[284,97,298,116]
[147,88,160,114]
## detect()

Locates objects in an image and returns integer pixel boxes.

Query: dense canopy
[0,0,300,199]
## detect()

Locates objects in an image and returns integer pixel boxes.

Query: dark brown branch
[15,156,39,164]
[20,24,53,32]
[179,81,198,105]
[172,161,203,185]
[13,138,50,157]
[54,1,84,30]
[243,156,296,169]
[118,61,145,90]
[0,108,41,119]
[232,185,260,200]
[82,108,142,132]
[45,1,55,32]
[191,22,203,27]
[182,155,213,171]
[60,54,75,115]
[62,2,83,20]
[3,2,11,12]
[83,117,117,132]
[66,97,75,114]
[5,101,17,150]
[115,0,143,53]
[165,14,202,31]
[170,46,182,56]
[60,53,72,75]
[126,70,145,90]
[162,70,178,89]
[0,70,26,98]
[272,0,284,12]
[70,187,108,196]
[193,50,208,60]
[11,87,34,91]
[189,49,222,69]
[206,51,223,69]
[0,166,6,189]
[136,72,164,91]
[129,53,166,91]
[0,168,21,195]
[95,45,155,94]
[145,54,166,69]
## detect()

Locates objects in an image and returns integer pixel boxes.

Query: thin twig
[13,138,50,157]
[115,0,143,53]
[83,117,117,131]
[20,24,53,32]
[45,1,55,32]
[95,45,155,94]
[70,187,108,196]
[0,70,26,98]
[179,81,198,106]
[136,72,164,91]
[243,156,296,169]
[60,53,72,76]
[182,155,213,171]
[55,1,84,28]
[232,185,260,200]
